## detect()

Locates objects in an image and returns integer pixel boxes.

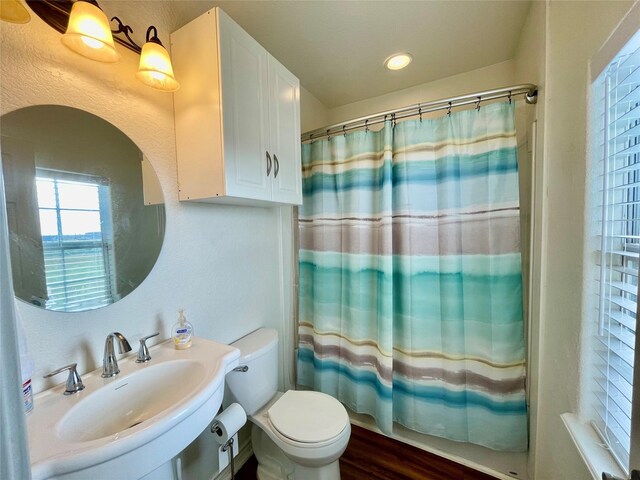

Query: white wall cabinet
[171,8,302,206]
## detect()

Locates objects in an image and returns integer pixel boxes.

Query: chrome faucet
[102,332,132,378]
[44,363,85,395]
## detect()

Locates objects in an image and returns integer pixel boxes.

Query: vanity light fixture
[135,26,179,92]
[61,0,119,62]
[384,52,413,71]
[0,0,31,24]
[59,0,179,91]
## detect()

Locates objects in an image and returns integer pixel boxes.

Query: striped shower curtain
[297,101,527,451]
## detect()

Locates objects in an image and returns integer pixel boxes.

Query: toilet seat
[267,391,349,444]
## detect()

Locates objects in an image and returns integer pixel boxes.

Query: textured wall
[0,2,292,402]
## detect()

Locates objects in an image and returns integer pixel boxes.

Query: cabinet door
[219,10,271,200]
[268,56,302,205]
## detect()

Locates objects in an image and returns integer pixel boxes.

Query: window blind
[42,242,114,312]
[594,38,640,471]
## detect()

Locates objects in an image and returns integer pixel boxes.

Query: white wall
[300,86,329,133]
[1,3,293,478]
[532,1,635,479]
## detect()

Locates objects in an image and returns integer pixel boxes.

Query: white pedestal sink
[27,337,240,480]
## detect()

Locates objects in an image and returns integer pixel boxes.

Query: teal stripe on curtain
[297,101,527,452]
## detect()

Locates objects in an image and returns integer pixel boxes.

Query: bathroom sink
[57,359,206,443]
[27,337,240,480]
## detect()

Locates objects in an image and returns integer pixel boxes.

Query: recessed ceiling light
[384,53,412,71]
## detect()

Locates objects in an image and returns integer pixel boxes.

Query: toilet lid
[267,390,348,443]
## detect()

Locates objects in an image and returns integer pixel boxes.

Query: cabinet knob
[266,151,272,176]
[273,154,280,178]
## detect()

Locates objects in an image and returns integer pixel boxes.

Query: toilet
[226,328,351,480]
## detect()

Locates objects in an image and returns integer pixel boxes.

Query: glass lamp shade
[61,1,119,63]
[136,41,179,92]
[0,0,31,23]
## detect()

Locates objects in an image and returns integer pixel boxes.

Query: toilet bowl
[226,328,351,480]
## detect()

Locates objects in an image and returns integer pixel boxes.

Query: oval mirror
[1,105,166,312]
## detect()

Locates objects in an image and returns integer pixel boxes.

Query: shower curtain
[297,101,527,451]
[0,156,31,478]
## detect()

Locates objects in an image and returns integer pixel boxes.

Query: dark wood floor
[236,424,498,480]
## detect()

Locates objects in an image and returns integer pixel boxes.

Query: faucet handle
[136,332,160,363]
[44,363,85,395]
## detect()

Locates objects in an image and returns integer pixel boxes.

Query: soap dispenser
[172,309,193,350]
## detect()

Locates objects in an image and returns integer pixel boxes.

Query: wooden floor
[236,424,498,480]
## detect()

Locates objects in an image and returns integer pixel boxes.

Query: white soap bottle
[172,309,193,350]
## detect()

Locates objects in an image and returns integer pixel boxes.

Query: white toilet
[226,328,351,480]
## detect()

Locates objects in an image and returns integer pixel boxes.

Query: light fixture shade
[0,0,31,24]
[61,1,119,63]
[136,41,179,92]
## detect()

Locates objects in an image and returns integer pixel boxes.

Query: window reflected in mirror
[36,170,116,311]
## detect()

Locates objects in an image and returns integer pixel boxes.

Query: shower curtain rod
[301,83,538,142]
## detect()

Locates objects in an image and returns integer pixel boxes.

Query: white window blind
[594,34,640,472]
[35,170,115,312]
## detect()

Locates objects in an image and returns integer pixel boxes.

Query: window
[592,30,640,474]
[35,169,116,312]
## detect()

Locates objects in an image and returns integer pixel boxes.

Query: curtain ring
[447,102,452,116]
[475,96,481,111]
[392,113,396,129]
[327,129,331,141]
[365,119,369,133]
[419,106,422,122]
[508,91,512,104]
[343,125,347,137]
[310,133,314,144]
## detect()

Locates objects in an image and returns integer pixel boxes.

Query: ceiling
[164,1,532,109]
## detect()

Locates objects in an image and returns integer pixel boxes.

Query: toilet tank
[226,328,278,416]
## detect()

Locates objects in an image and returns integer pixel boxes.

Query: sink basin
[28,337,240,480]
[58,360,206,443]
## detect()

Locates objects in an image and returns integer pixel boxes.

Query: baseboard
[212,442,254,480]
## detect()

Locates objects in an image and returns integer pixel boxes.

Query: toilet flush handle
[232,365,248,372]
